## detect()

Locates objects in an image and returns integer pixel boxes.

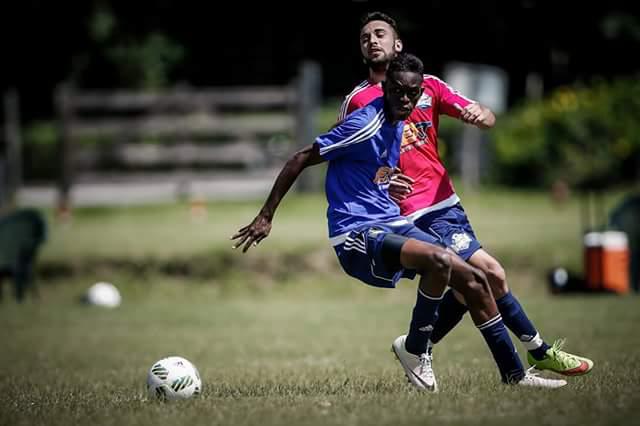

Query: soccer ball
[85,282,121,308]
[146,356,202,401]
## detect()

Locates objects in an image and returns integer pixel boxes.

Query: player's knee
[431,250,452,278]
[485,261,508,293]
[413,246,449,277]
[465,268,492,298]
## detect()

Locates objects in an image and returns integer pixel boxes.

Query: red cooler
[584,231,630,293]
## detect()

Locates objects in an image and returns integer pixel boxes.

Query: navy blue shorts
[413,203,482,261]
[332,219,439,289]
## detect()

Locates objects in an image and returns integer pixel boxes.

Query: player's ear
[394,39,403,53]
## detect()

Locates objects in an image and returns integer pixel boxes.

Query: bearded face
[360,20,402,72]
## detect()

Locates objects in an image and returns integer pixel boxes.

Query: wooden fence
[0,89,21,209]
[55,61,321,208]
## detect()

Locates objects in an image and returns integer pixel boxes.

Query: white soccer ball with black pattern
[146,356,202,401]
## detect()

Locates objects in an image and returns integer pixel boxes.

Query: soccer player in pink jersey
[233,53,567,391]
[339,12,593,388]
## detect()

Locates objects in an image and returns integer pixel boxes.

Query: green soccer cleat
[527,339,594,376]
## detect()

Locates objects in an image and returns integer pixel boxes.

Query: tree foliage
[492,77,640,188]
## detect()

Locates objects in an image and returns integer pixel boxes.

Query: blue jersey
[315,97,406,240]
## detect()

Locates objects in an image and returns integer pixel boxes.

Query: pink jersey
[338,75,474,219]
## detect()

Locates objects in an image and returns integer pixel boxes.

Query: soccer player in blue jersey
[232,53,566,390]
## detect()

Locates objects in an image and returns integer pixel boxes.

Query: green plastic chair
[0,209,47,302]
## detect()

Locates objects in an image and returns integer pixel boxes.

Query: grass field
[1,189,638,426]
[39,187,628,270]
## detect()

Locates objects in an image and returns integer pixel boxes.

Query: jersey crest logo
[417,94,432,109]
[401,122,432,153]
[401,123,420,147]
[373,166,393,185]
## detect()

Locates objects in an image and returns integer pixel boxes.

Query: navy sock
[496,292,550,360]
[405,288,444,355]
[430,288,469,345]
[478,315,524,383]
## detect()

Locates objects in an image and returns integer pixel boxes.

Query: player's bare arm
[455,102,496,129]
[231,144,324,252]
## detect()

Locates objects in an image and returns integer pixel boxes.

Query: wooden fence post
[3,88,21,207]
[55,83,74,217]
[295,61,321,192]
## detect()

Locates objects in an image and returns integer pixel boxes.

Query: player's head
[359,12,403,71]
[383,53,424,121]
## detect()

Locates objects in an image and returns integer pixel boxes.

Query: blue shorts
[333,220,439,289]
[413,203,482,261]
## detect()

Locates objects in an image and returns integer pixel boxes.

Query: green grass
[1,277,639,426]
[40,194,327,263]
[39,186,628,274]
[3,187,638,425]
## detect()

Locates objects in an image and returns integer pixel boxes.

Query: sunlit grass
[1,277,638,426]
[4,187,637,425]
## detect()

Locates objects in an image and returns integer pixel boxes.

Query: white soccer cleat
[391,335,438,392]
[516,367,568,389]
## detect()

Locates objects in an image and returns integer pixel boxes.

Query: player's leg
[395,237,452,353]
[389,235,566,388]
[413,206,478,348]
[332,225,450,335]
[446,253,567,387]
[470,249,594,376]
[420,205,531,355]
[445,252,532,384]
[382,234,449,392]
[470,249,551,356]
[330,224,448,391]
[348,224,565,388]
[428,287,468,349]
[398,238,527,385]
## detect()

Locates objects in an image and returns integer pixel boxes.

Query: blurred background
[1,2,640,425]
[2,0,638,294]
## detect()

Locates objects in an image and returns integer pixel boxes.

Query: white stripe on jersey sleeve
[319,110,384,156]
[423,74,475,103]
[338,80,371,121]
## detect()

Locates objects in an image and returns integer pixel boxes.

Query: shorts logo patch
[450,232,472,253]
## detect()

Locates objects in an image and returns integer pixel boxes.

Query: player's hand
[231,213,272,253]
[389,167,414,203]
[454,102,490,126]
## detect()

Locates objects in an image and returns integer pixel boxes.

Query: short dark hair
[387,52,423,76]
[360,11,400,38]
